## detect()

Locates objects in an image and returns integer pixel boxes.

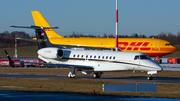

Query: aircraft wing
[16,38,114,50]
[11,25,120,51]
[23,62,94,69]
[16,37,114,50]
[15,38,113,50]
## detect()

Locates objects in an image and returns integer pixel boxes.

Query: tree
[177,31,180,45]
[102,33,107,38]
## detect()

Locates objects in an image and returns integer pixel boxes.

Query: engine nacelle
[38,47,67,59]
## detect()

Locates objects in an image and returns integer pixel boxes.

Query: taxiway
[0,73,180,84]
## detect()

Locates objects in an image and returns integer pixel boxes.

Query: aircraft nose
[159,65,163,71]
[167,45,177,54]
[151,61,163,71]
[156,63,163,71]
[172,46,177,52]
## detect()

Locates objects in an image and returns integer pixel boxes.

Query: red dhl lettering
[140,42,151,50]
[118,42,151,51]
[127,42,143,50]
[118,42,128,50]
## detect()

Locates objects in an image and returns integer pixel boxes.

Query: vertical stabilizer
[4,50,15,67]
[34,28,59,49]
[31,11,64,38]
[10,25,60,49]
[4,50,13,62]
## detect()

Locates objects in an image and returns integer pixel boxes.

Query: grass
[0,76,180,98]
[0,46,38,57]
[0,68,180,98]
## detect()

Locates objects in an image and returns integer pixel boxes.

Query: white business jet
[11,26,163,80]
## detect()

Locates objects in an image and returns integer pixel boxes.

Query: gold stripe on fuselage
[48,37,177,57]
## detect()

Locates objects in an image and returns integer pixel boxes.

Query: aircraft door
[154,41,159,51]
[134,55,140,69]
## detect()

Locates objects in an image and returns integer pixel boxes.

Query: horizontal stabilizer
[10,25,58,29]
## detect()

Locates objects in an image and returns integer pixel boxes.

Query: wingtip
[31,11,40,13]
[10,25,15,27]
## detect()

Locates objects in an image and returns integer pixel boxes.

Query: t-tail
[31,11,64,39]
[10,26,59,49]
[4,50,14,66]
[35,28,54,49]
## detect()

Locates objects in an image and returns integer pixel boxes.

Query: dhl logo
[118,42,151,51]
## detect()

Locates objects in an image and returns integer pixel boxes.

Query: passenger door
[154,41,159,51]
[134,55,140,69]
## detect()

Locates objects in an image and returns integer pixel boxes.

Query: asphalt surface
[0,73,180,84]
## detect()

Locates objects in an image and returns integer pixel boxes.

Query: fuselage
[47,37,177,57]
[38,48,163,73]
[31,11,177,58]
[0,59,23,67]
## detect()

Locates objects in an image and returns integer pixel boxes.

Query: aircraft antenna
[115,0,119,51]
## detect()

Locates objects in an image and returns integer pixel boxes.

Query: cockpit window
[134,55,150,60]
[134,56,140,60]
[140,55,151,59]
[165,43,174,46]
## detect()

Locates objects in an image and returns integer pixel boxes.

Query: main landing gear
[67,68,103,78]
[154,56,162,64]
[93,72,103,78]
[93,72,100,78]
[147,74,153,80]
[68,68,77,78]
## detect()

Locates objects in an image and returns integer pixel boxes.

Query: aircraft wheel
[147,74,153,80]
[68,72,75,78]
[93,73,100,78]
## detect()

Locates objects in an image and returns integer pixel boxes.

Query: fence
[103,83,156,92]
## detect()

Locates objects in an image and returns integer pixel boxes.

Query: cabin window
[73,55,76,57]
[94,56,96,59]
[134,56,140,60]
[98,56,100,59]
[113,56,115,59]
[77,55,79,58]
[106,56,108,59]
[86,55,88,58]
[109,56,112,59]
[90,55,92,58]
[81,55,83,58]
[102,56,104,59]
